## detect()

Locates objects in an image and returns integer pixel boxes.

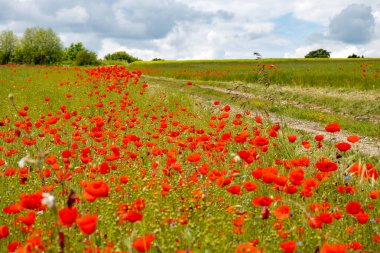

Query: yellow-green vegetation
[0,65,379,253]
[130,58,380,90]
[127,59,380,139]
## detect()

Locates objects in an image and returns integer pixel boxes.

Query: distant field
[127,59,380,138]
[130,58,380,90]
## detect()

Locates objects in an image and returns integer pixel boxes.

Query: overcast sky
[0,0,379,60]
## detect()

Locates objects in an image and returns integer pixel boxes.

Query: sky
[0,0,379,60]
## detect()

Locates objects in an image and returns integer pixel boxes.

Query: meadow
[130,58,380,90]
[130,59,380,139]
[0,64,379,252]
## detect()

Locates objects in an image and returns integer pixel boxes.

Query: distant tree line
[304,49,365,59]
[0,27,142,66]
[104,51,140,63]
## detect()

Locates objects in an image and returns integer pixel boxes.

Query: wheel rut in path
[143,75,380,157]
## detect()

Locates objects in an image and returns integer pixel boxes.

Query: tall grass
[129,59,380,90]
[0,65,379,252]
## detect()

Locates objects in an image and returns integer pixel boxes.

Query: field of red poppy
[0,64,379,252]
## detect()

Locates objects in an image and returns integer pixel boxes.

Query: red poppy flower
[314,135,324,141]
[336,142,351,152]
[253,136,269,146]
[19,191,44,210]
[119,175,129,184]
[187,153,201,163]
[7,241,23,252]
[287,135,297,143]
[3,203,24,214]
[58,207,78,226]
[356,212,369,224]
[325,123,340,132]
[227,185,242,195]
[0,225,9,239]
[84,180,110,199]
[284,185,298,194]
[252,196,273,207]
[18,110,28,117]
[369,190,380,199]
[132,234,155,252]
[318,212,333,224]
[348,242,363,250]
[18,211,36,226]
[273,205,291,220]
[76,214,97,235]
[308,216,322,229]
[289,168,304,186]
[280,240,297,253]
[243,181,258,191]
[121,211,143,223]
[345,201,363,215]
[315,158,338,172]
[236,243,260,253]
[346,135,359,143]
[320,243,347,253]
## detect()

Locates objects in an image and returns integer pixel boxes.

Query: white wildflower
[233,155,241,162]
[41,192,55,208]
[18,155,29,168]
[230,153,241,162]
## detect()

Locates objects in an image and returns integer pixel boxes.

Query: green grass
[0,65,379,252]
[141,76,380,139]
[129,58,380,90]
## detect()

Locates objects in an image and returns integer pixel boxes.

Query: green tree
[75,49,99,66]
[16,27,64,64]
[348,53,363,58]
[104,51,139,63]
[305,49,331,58]
[0,30,18,64]
[65,42,85,61]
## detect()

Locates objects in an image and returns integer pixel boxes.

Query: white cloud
[292,0,375,24]
[56,6,89,24]
[0,0,379,59]
[98,38,156,60]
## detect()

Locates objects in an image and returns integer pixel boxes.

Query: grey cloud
[216,10,234,20]
[328,4,375,44]
[108,0,213,39]
[0,0,215,41]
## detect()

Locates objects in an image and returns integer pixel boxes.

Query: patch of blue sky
[274,13,324,43]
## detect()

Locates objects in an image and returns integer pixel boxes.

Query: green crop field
[128,59,380,139]
[0,64,379,252]
[130,58,380,90]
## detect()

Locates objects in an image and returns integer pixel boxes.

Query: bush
[75,50,99,66]
[65,42,86,61]
[305,49,330,58]
[104,51,139,63]
[348,53,363,58]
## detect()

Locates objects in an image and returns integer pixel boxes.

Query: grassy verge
[141,75,380,139]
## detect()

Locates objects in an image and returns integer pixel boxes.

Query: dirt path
[143,75,380,157]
